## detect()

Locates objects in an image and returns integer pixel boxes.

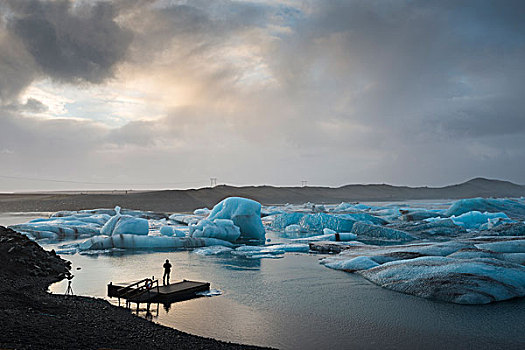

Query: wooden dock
[108,278,210,305]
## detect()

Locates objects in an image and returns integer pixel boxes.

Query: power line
[0,174,207,187]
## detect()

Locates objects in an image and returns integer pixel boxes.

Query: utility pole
[210,178,217,187]
[301,180,308,187]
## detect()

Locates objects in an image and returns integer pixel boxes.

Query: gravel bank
[0,226,268,349]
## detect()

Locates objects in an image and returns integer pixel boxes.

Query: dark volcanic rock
[0,226,267,350]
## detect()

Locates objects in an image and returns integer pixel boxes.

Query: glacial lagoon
[2,198,525,349]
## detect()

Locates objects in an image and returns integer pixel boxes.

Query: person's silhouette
[163,259,172,285]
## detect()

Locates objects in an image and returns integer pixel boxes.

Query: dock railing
[114,278,160,302]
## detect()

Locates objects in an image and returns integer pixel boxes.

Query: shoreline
[0,226,267,349]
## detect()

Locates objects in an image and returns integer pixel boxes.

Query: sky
[1,0,524,191]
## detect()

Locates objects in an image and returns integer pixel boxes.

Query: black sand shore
[0,226,267,350]
[1,178,524,214]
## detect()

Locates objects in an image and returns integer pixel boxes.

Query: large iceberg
[359,257,525,304]
[207,197,265,241]
[445,197,525,219]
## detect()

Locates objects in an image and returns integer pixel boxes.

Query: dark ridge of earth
[1,177,524,213]
[0,226,268,350]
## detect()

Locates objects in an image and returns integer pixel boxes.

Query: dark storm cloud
[4,0,132,84]
[2,0,525,190]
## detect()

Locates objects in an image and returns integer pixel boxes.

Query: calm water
[2,213,525,349]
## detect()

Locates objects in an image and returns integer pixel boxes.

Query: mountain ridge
[0,178,523,213]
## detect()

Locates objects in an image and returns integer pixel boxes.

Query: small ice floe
[193,208,210,216]
[197,289,222,297]
[193,246,234,256]
[159,226,186,237]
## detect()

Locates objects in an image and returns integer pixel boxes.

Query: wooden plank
[158,280,208,294]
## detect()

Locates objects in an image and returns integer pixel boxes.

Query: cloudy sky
[0,0,524,191]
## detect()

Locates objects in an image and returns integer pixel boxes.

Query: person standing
[163,259,172,285]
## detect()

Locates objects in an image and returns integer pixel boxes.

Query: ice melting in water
[101,206,149,236]
[359,256,525,304]
[78,234,234,251]
[207,197,265,241]
[190,219,241,242]
[445,197,525,219]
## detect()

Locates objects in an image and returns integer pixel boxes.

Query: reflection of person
[163,259,172,285]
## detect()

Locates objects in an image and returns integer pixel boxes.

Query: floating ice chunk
[331,202,370,212]
[292,232,357,242]
[485,222,525,236]
[100,206,122,235]
[300,213,356,233]
[323,228,337,235]
[196,289,222,296]
[359,257,525,304]
[286,224,302,234]
[232,243,309,258]
[160,226,186,237]
[445,198,525,219]
[169,214,201,225]
[272,243,310,253]
[112,217,149,236]
[474,240,525,253]
[193,246,234,256]
[9,222,99,238]
[193,208,210,216]
[502,253,525,265]
[400,210,443,222]
[17,230,58,240]
[324,256,380,272]
[340,213,388,225]
[78,234,233,251]
[272,213,305,230]
[101,206,149,236]
[446,211,510,230]
[391,219,463,237]
[190,219,241,242]
[207,197,265,241]
[351,222,415,241]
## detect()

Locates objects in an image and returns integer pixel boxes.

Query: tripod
[65,280,74,295]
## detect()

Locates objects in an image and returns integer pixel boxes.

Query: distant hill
[0,178,524,213]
